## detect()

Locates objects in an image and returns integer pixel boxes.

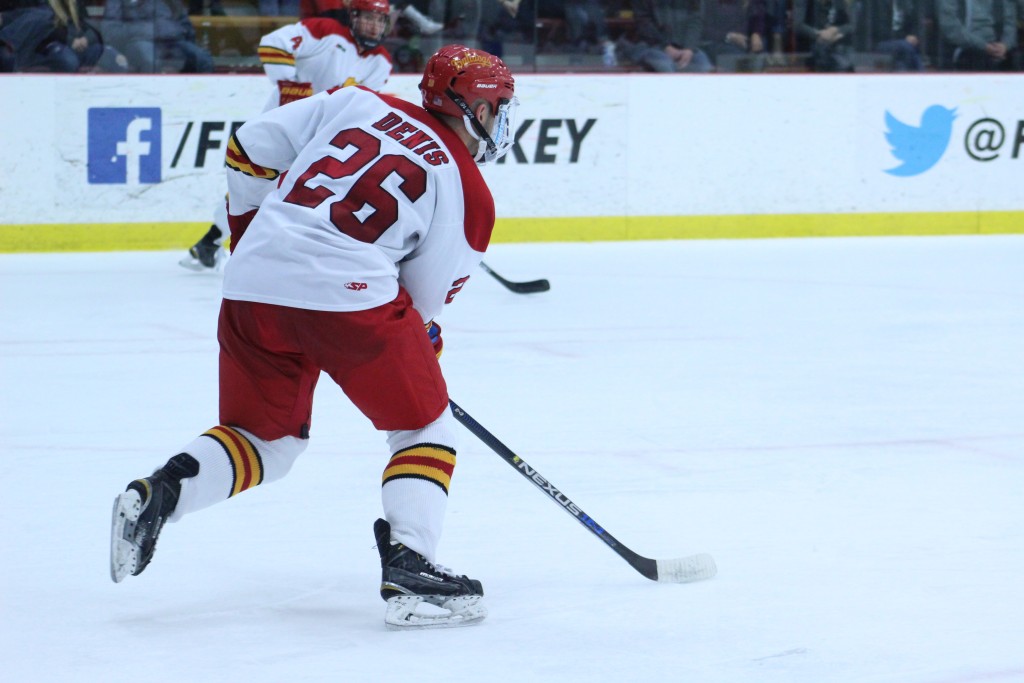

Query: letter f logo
[88,108,162,184]
[117,118,152,185]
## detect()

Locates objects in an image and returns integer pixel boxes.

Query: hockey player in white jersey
[112,44,519,630]
[179,0,393,272]
[255,0,392,109]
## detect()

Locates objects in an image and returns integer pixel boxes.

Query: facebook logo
[87,108,162,184]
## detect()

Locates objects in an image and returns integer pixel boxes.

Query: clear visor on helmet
[464,95,519,165]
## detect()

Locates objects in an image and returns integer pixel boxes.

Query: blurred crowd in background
[1,0,1020,75]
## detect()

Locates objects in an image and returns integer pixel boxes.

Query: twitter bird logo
[884,105,957,177]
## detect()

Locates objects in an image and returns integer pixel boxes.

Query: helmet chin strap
[355,35,380,50]
[445,88,498,163]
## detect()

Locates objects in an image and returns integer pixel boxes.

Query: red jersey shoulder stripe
[301,17,350,40]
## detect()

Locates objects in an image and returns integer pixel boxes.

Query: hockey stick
[479,261,551,294]
[449,400,717,584]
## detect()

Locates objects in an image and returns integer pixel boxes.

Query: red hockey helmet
[419,45,517,164]
[419,45,515,120]
[349,0,389,14]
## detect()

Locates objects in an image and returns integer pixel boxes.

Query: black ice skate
[373,518,486,630]
[110,454,198,583]
[178,227,226,272]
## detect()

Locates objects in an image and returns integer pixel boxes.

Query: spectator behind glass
[794,0,860,71]
[561,0,618,65]
[625,0,713,72]
[391,0,444,34]
[299,0,344,17]
[866,0,923,70]
[938,0,1019,70]
[700,0,769,71]
[259,0,299,15]
[0,0,127,71]
[46,0,129,71]
[432,0,482,43]
[479,0,535,58]
[766,0,788,64]
[186,0,224,15]
[101,0,214,72]
[1,0,67,70]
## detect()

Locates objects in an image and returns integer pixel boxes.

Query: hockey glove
[426,320,443,358]
[277,80,313,106]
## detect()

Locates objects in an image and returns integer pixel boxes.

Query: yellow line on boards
[1,212,1022,253]
[491,212,1024,243]
[0,223,210,253]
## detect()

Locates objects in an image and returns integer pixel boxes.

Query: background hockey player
[112,44,519,630]
[180,0,393,272]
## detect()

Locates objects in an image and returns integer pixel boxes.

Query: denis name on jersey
[372,112,450,166]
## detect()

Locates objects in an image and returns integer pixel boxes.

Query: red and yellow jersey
[257,18,392,110]
[223,86,494,322]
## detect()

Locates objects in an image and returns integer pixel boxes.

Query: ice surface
[1,236,1022,682]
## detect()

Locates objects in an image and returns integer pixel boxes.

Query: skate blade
[177,253,228,274]
[109,490,142,583]
[384,595,487,631]
[178,258,214,273]
[178,255,205,272]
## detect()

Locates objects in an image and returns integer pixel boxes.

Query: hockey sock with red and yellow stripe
[169,426,307,521]
[381,443,455,563]
[381,409,460,562]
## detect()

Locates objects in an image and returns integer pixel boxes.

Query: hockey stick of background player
[479,261,551,294]
[449,400,717,583]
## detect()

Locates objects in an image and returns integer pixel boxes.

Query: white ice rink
[1,236,1022,683]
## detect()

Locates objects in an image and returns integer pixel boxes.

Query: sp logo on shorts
[344,282,368,291]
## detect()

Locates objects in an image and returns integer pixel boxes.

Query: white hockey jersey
[222,86,495,324]
[257,18,392,110]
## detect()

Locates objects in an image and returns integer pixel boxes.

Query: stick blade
[509,279,550,294]
[656,554,717,583]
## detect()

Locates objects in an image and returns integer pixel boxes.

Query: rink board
[1,73,1022,251]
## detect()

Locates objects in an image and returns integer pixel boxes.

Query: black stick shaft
[479,261,551,294]
[449,399,658,580]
